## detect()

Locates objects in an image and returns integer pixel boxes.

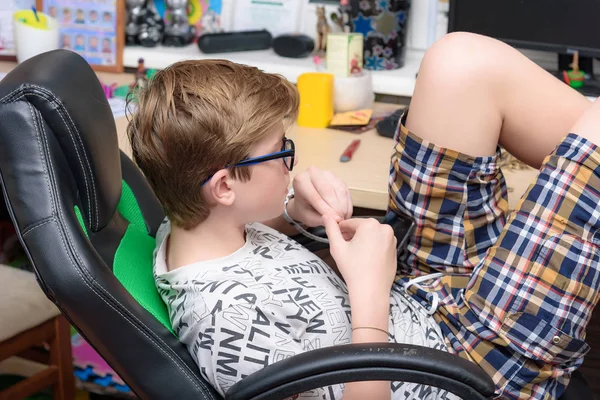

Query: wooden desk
[287,110,398,211]
[0,61,399,211]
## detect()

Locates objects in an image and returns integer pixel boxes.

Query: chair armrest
[226,342,495,400]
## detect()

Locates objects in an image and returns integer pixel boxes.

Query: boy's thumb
[323,215,343,245]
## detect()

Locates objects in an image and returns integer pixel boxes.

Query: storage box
[326,33,363,77]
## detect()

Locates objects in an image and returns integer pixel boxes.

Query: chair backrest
[0,50,220,400]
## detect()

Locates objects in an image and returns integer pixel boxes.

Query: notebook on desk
[328,108,405,135]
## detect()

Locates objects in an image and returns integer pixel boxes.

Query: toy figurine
[331,0,353,33]
[331,12,353,33]
[316,6,331,54]
[565,51,585,89]
[200,9,222,34]
[125,0,164,47]
[163,0,196,47]
[130,58,149,92]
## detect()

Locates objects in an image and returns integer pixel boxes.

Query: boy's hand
[323,216,397,296]
[287,167,353,227]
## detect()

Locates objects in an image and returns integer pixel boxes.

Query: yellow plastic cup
[297,73,335,128]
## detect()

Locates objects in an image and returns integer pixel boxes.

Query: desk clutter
[124,0,411,71]
[122,0,410,147]
[4,0,411,71]
[6,0,409,121]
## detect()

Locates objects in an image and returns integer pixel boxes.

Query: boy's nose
[293,154,299,167]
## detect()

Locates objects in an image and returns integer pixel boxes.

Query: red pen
[340,139,361,162]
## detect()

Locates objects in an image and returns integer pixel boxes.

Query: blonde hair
[127,59,299,229]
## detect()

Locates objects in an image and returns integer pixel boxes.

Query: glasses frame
[201,138,295,186]
[234,137,295,171]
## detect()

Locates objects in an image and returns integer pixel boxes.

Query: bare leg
[407,32,591,168]
[570,97,600,145]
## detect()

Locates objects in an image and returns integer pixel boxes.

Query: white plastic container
[333,71,375,113]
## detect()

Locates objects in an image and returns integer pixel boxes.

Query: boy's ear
[206,170,235,206]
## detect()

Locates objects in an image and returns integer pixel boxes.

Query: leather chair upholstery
[0,50,218,399]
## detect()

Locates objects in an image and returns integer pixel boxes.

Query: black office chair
[0,50,590,400]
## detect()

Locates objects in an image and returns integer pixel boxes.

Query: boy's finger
[302,209,326,227]
[311,171,340,207]
[338,218,366,233]
[299,180,342,221]
[321,172,347,215]
[346,192,354,219]
[341,229,355,241]
[323,215,344,245]
[310,173,347,220]
[331,179,349,218]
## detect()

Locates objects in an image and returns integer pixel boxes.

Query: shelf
[123,44,424,97]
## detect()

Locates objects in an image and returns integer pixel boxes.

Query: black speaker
[197,30,273,53]
[273,34,315,58]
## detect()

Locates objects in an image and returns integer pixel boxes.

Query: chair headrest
[0,50,122,232]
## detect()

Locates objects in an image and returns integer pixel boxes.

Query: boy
[89,10,98,24]
[130,59,443,400]
[75,9,85,24]
[130,33,600,400]
[62,8,71,24]
[74,35,85,52]
[88,37,99,52]
[102,38,112,54]
[61,34,71,50]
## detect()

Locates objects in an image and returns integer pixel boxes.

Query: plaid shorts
[389,111,600,399]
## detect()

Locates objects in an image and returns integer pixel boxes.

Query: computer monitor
[448,0,600,95]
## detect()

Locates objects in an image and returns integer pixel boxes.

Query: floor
[0,356,91,398]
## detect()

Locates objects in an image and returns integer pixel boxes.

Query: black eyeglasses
[201,137,295,186]
[235,137,295,171]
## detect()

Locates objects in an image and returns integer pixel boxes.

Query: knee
[569,97,600,143]
[418,32,502,85]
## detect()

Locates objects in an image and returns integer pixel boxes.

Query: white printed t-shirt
[154,221,459,400]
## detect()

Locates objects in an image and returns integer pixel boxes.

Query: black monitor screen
[449,0,600,57]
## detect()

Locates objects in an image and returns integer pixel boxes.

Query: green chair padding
[75,181,173,335]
